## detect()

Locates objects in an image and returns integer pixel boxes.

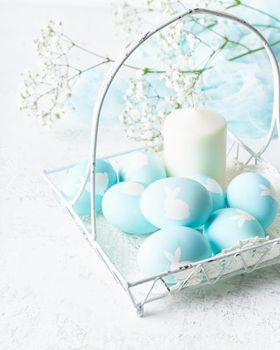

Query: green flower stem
[63,36,280,80]
[225,0,241,9]
[56,2,280,94]
[190,16,251,52]
[229,39,280,61]
[240,2,280,23]
[253,23,280,31]
[226,0,280,23]
[62,34,143,72]
[189,39,229,91]
[69,60,112,81]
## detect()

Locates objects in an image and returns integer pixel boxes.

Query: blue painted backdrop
[67,0,280,140]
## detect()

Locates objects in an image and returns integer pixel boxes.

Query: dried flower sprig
[19,20,73,123]
[120,73,166,150]
[18,20,115,124]
[114,0,280,148]
[19,0,280,150]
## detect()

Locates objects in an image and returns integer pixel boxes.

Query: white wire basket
[43,8,280,317]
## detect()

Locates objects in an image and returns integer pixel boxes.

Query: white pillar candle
[163,108,227,187]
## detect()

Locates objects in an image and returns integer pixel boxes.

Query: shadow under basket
[43,8,280,316]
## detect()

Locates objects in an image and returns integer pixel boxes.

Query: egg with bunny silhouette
[190,174,226,212]
[137,226,212,284]
[227,172,278,228]
[62,159,117,216]
[118,151,166,186]
[102,181,158,235]
[140,177,212,229]
[204,208,266,254]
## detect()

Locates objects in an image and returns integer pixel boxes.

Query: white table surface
[1,2,280,349]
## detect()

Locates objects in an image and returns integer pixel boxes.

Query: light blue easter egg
[190,175,226,212]
[102,181,157,235]
[226,172,278,228]
[62,159,117,216]
[118,151,166,186]
[204,208,266,254]
[137,226,212,284]
[140,177,212,229]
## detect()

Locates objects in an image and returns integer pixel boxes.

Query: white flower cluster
[113,1,143,34]
[113,0,223,35]
[19,0,266,142]
[120,73,165,151]
[18,20,74,124]
[158,22,207,110]
[116,0,219,145]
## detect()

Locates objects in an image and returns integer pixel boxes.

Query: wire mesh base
[43,140,280,316]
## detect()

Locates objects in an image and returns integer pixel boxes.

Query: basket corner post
[136,304,144,317]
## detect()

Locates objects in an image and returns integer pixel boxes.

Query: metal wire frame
[43,156,280,317]
[43,8,280,316]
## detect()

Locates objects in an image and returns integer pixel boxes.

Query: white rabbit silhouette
[164,187,190,220]
[77,175,92,194]
[164,247,191,280]
[76,173,109,195]
[205,178,221,194]
[121,181,145,196]
[95,172,109,195]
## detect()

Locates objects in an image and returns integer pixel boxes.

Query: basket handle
[82,8,280,236]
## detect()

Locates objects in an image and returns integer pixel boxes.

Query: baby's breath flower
[18,20,75,124]
[20,0,263,148]
[119,73,168,150]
